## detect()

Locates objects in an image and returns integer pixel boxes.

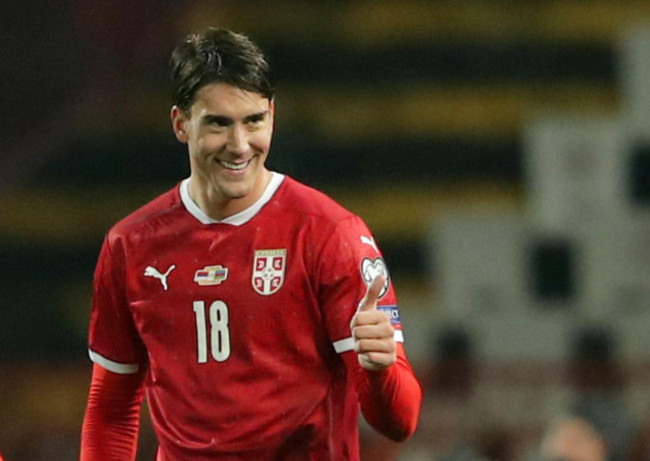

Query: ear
[171,106,190,143]
[268,98,275,131]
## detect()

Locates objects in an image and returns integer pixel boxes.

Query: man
[80,28,422,460]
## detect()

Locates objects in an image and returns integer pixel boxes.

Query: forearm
[344,345,422,441]
[80,364,145,461]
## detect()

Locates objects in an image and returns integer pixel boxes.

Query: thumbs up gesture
[350,275,396,371]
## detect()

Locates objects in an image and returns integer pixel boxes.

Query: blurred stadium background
[2,1,650,460]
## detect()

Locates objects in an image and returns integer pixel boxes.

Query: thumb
[357,275,386,311]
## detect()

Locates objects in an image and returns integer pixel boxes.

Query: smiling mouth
[217,159,250,171]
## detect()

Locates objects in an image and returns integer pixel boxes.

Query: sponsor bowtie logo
[194,265,229,286]
[144,265,176,291]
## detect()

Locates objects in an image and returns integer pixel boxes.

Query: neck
[188,169,272,221]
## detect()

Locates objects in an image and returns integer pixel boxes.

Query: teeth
[219,160,249,170]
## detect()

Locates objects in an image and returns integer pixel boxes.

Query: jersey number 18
[193,300,231,363]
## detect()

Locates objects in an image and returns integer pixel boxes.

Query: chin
[221,184,253,200]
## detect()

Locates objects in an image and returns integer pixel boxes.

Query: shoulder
[275,175,356,225]
[107,184,183,244]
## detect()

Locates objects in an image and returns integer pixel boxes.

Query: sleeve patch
[360,257,390,298]
[377,305,401,325]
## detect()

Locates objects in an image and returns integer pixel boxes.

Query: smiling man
[173,82,274,219]
[80,28,421,460]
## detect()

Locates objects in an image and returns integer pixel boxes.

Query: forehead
[190,83,270,118]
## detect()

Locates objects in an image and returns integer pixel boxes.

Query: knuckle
[355,339,366,353]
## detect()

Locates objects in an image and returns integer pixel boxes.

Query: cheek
[250,130,273,151]
[195,135,226,155]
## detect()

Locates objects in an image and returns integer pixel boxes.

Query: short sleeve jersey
[88,173,405,460]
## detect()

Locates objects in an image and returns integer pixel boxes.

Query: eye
[203,115,231,129]
[245,113,266,126]
[211,116,231,127]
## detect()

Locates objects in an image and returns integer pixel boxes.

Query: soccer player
[80,28,422,460]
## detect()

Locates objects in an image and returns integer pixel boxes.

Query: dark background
[1,1,649,460]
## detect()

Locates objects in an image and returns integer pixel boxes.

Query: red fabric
[80,364,145,461]
[342,343,422,442]
[85,175,422,459]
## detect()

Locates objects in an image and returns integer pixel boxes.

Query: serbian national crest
[252,249,287,295]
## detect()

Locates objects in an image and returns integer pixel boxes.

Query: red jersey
[88,173,418,460]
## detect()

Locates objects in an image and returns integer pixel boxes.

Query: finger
[358,351,396,371]
[351,323,394,340]
[354,338,396,355]
[350,309,391,329]
[357,275,386,312]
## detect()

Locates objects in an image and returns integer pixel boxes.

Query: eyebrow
[201,110,269,126]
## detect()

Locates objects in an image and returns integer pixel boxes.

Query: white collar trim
[180,172,285,226]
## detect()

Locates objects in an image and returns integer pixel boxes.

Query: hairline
[177,81,274,117]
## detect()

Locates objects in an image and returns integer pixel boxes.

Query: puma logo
[360,235,379,253]
[144,265,176,291]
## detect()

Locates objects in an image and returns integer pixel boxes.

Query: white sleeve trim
[394,329,404,343]
[332,330,404,354]
[333,337,355,353]
[88,349,140,374]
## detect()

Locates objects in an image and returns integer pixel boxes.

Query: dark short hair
[170,28,274,112]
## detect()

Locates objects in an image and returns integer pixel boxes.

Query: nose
[228,124,249,156]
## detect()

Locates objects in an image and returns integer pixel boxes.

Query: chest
[123,225,321,363]
[128,222,311,293]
